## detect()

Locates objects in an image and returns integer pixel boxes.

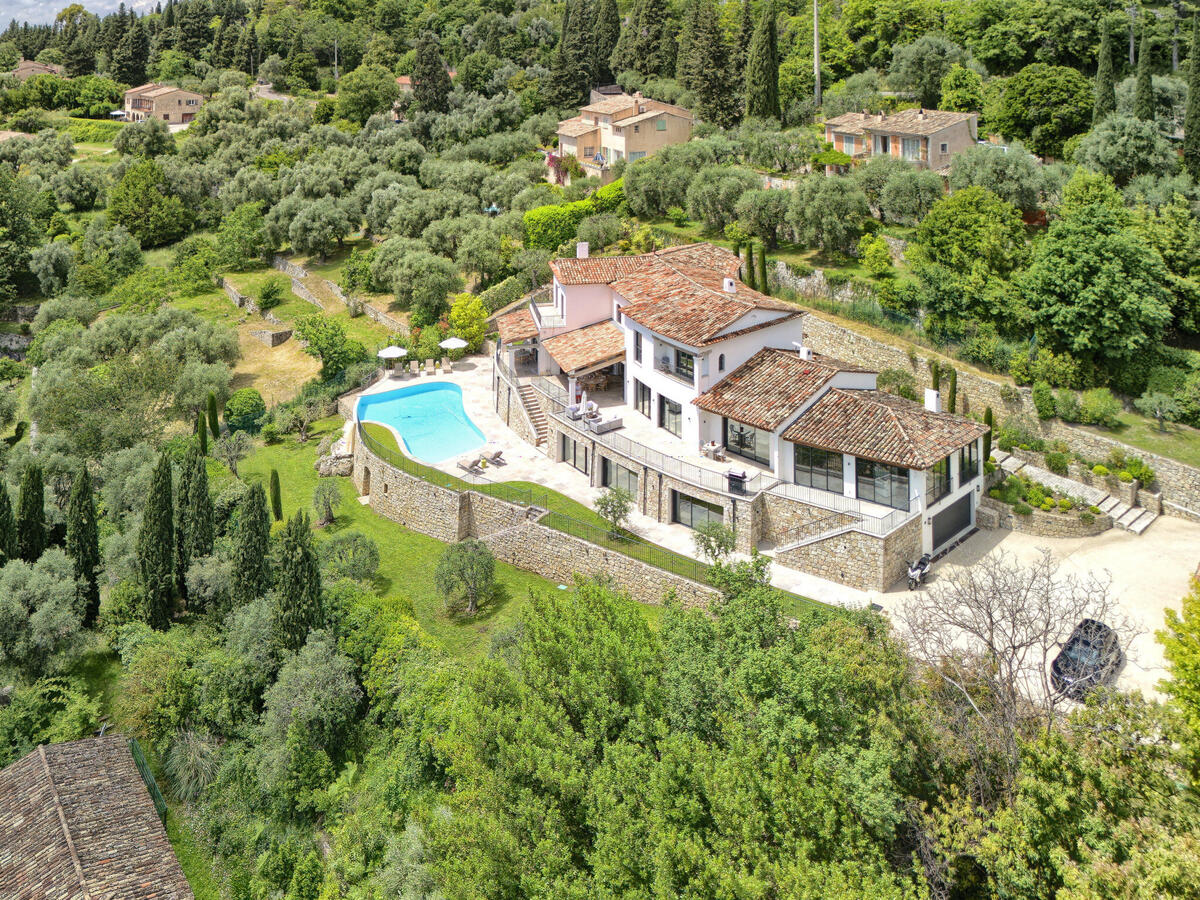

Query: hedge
[62,117,125,142]
[523,199,595,249]
[480,275,527,314]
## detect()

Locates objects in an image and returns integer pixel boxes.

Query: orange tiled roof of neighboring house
[557,117,598,138]
[694,348,872,431]
[781,388,988,469]
[824,112,872,135]
[541,320,626,375]
[550,255,652,285]
[864,108,976,137]
[496,308,538,344]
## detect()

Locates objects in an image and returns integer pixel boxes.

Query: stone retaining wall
[775,515,920,592]
[272,255,308,279]
[494,368,540,448]
[980,496,1113,537]
[289,277,324,310]
[219,277,288,327]
[0,332,31,360]
[250,329,292,347]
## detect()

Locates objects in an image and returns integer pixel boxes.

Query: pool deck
[350,357,878,609]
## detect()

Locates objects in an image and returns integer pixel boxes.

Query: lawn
[166,809,223,900]
[1077,412,1200,470]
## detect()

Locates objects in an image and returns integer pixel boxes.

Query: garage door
[932,494,973,549]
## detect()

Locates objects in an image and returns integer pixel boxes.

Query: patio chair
[424,358,435,376]
[441,355,452,373]
[457,455,483,475]
[482,448,506,466]
[409,360,419,375]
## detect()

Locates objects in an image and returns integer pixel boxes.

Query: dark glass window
[793,445,844,494]
[724,418,771,466]
[675,349,694,381]
[602,458,639,495]
[634,332,642,363]
[958,442,979,485]
[671,490,723,529]
[659,395,682,436]
[561,433,588,474]
[855,458,910,511]
[635,380,651,418]
[926,456,951,506]
[718,353,725,371]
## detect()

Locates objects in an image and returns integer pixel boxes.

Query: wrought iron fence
[129,738,167,825]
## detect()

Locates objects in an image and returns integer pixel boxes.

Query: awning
[541,320,625,376]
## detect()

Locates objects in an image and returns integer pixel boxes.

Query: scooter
[907,554,932,590]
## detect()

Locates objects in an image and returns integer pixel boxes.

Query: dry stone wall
[272,255,308,279]
[776,515,920,592]
[980,497,1113,537]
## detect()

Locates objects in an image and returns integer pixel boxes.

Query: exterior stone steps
[517,384,548,446]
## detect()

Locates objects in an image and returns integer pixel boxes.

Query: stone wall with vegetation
[980,497,1113,537]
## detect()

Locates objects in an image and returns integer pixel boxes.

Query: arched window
[718,354,725,372]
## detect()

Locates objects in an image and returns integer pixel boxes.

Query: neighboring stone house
[552,89,694,184]
[494,242,987,588]
[9,59,64,81]
[0,735,194,899]
[123,82,205,123]
[824,108,979,174]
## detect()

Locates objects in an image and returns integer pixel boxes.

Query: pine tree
[744,242,756,289]
[231,483,271,606]
[66,469,100,628]
[689,0,738,126]
[412,31,452,113]
[233,20,257,75]
[1135,25,1155,121]
[757,244,770,295]
[591,0,621,85]
[745,2,781,120]
[1093,22,1117,124]
[174,448,193,600]
[0,485,16,565]
[1186,14,1200,179]
[269,468,283,521]
[137,453,175,630]
[186,450,213,562]
[16,463,45,563]
[196,410,208,455]
[272,510,323,652]
[206,392,220,440]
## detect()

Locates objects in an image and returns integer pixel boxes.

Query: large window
[926,456,951,506]
[902,137,922,160]
[602,458,639,496]
[855,458,910,511]
[675,349,695,381]
[793,445,844,494]
[659,395,682,437]
[724,418,771,467]
[635,380,651,418]
[634,332,642,363]
[671,490,723,529]
[958,442,979,485]
[561,434,588,474]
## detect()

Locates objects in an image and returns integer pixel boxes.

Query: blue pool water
[357,383,486,464]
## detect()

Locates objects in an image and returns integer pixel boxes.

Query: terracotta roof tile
[864,108,976,137]
[541,320,625,374]
[0,736,194,899]
[781,389,988,470]
[694,348,871,431]
[580,94,636,114]
[824,112,871,135]
[557,117,598,138]
[550,255,654,285]
[496,308,538,344]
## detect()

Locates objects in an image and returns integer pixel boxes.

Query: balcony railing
[766,482,918,537]
[653,357,694,384]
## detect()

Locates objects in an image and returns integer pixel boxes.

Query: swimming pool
[357,383,486,464]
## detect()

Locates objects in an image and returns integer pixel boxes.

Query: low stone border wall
[980,497,1112,537]
[272,255,308,279]
[219,278,288,327]
[250,329,292,347]
[289,277,324,310]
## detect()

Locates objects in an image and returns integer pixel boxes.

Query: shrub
[999,383,1020,404]
[666,205,689,226]
[1079,511,1095,524]
[1054,389,1080,422]
[258,275,287,310]
[1013,501,1033,515]
[523,199,594,249]
[1040,499,1055,511]
[479,275,526,314]
[876,368,919,401]
[1092,464,1109,477]
[1126,456,1155,485]
[1058,498,1073,510]
[1032,381,1055,418]
[1077,387,1123,427]
[1118,470,1133,483]
[318,531,380,582]
[1089,505,1101,514]
[1045,451,1069,475]
[224,388,266,433]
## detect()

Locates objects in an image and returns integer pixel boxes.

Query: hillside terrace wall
[775,514,920,592]
[980,496,1113,537]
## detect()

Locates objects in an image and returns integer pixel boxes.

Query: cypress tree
[231,483,271,607]
[947,368,958,412]
[0,485,15,564]
[1093,21,1117,124]
[634,0,672,77]
[1135,25,1155,121]
[930,358,941,391]
[744,242,757,289]
[757,244,770,295]
[175,449,193,601]
[272,510,323,653]
[197,410,208,455]
[66,469,100,628]
[547,0,589,107]
[187,450,214,562]
[591,0,621,85]
[269,469,283,521]
[1186,14,1200,179]
[675,0,700,90]
[206,392,220,440]
[734,0,754,91]
[745,1,781,120]
[412,31,452,113]
[610,0,639,76]
[16,463,45,563]
[688,0,738,127]
[137,453,175,630]
[983,406,994,460]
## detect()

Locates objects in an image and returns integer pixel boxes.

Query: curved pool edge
[354,382,487,466]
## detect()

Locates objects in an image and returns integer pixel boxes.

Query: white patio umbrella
[439,337,469,351]
[377,346,407,360]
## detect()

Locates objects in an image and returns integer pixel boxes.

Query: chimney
[877,111,885,121]
[918,108,926,119]
[722,276,737,294]
[924,388,942,413]
[791,341,813,360]
[576,241,589,259]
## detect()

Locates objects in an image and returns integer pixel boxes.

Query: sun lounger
[410,360,419,375]
[441,355,452,373]
[424,358,435,375]
[457,455,483,474]
[482,448,505,465]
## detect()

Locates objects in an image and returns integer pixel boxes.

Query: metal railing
[774,511,862,551]
[129,738,167,825]
[653,357,696,384]
[766,481,917,537]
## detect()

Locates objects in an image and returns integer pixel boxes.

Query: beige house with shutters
[123,82,205,124]
[823,108,978,174]
[552,90,694,184]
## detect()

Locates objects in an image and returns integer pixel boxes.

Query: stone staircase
[517,384,548,447]
[991,450,1158,535]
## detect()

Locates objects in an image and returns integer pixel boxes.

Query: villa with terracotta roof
[552,89,694,184]
[493,242,988,588]
[824,108,978,174]
[8,58,64,81]
[123,82,205,123]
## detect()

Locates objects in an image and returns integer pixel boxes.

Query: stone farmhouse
[123,82,205,123]
[553,89,694,184]
[0,735,193,899]
[823,108,979,174]
[494,242,987,589]
[8,58,64,81]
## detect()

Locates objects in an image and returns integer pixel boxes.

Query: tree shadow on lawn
[443,580,513,629]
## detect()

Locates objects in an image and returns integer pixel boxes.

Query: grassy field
[1076,412,1200,469]
[165,809,223,900]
